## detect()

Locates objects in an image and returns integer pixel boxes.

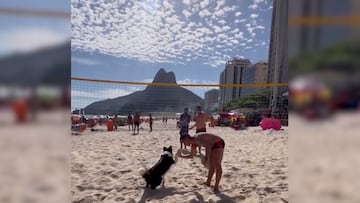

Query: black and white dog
[140,146,175,189]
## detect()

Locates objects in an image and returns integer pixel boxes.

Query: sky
[1,0,273,110]
[71,0,273,110]
[0,0,70,56]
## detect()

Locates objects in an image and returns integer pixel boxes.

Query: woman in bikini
[177,133,225,192]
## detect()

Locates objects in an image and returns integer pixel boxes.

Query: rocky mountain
[0,42,70,86]
[83,68,204,115]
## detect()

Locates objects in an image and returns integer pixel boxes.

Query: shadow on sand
[138,187,177,203]
[138,188,242,203]
[193,191,241,203]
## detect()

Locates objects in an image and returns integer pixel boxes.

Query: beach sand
[71,120,288,203]
[0,110,70,203]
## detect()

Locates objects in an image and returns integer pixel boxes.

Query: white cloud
[218,20,226,25]
[72,57,100,65]
[249,4,258,9]
[0,28,68,56]
[71,0,270,68]
[247,39,253,43]
[198,9,211,17]
[182,9,192,18]
[200,0,209,8]
[183,0,191,6]
[250,14,259,18]
[235,11,242,16]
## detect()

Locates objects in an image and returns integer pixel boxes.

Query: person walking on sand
[179,107,191,149]
[149,114,153,132]
[127,113,133,131]
[176,133,225,192]
[133,112,140,134]
[190,106,208,153]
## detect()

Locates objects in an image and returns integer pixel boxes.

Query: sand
[71,120,288,203]
[0,110,70,203]
[290,112,360,203]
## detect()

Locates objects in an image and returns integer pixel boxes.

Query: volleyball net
[71,77,288,118]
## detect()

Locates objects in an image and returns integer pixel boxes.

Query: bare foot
[202,182,211,187]
[213,186,220,193]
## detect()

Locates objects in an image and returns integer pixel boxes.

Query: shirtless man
[176,133,225,192]
[127,113,133,131]
[133,112,140,134]
[190,106,208,153]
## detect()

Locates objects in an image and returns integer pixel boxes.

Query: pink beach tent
[260,118,282,130]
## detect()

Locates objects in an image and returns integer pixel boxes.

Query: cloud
[182,9,192,18]
[72,57,100,65]
[72,87,143,100]
[200,0,210,8]
[177,78,219,97]
[235,11,242,16]
[249,4,258,9]
[183,0,191,6]
[71,0,270,68]
[249,0,266,10]
[0,28,68,56]
[250,14,259,18]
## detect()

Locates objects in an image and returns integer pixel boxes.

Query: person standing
[133,112,140,134]
[179,107,191,149]
[177,133,225,192]
[190,106,208,153]
[127,113,133,131]
[107,118,113,131]
[149,114,153,132]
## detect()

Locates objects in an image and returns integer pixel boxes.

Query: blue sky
[71,0,273,110]
[0,0,70,56]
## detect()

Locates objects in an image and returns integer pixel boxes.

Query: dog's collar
[162,151,173,158]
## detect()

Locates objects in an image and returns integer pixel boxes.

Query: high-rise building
[268,0,288,113]
[241,61,268,97]
[219,58,251,108]
[204,89,219,112]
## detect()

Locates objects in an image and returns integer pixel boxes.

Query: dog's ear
[169,146,172,150]
[163,147,166,151]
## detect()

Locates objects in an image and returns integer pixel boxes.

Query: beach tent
[260,118,282,130]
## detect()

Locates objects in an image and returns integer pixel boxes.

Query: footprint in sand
[76,185,86,192]
[119,169,132,174]
[271,169,283,175]
[223,173,231,178]
[264,187,276,193]
[115,196,125,202]
[110,174,119,179]
[110,162,118,167]
[125,198,136,203]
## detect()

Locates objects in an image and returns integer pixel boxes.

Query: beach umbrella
[260,118,282,131]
